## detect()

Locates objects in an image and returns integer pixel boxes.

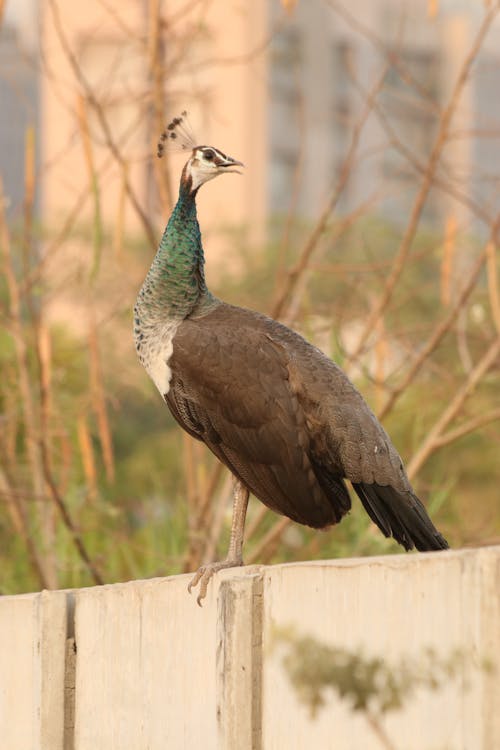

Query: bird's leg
[188,477,249,606]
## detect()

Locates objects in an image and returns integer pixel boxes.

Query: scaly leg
[188,477,249,606]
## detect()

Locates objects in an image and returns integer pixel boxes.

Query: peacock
[134,114,449,605]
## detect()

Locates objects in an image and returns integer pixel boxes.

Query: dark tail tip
[352,482,449,552]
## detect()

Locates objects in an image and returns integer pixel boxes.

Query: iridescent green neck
[137,180,217,321]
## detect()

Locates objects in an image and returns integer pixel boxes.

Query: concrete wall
[0,547,498,750]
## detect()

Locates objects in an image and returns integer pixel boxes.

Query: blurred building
[3,0,500,245]
[38,0,267,253]
[269,0,500,231]
[0,23,39,219]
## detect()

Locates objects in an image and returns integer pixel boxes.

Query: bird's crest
[157,112,197,158]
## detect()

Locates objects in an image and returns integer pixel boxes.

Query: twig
[407,336,500,479]
[246,517,291,565]
[0,466,49,589]
[282,194,382,326]
[148,0,174,211]
[76,96,103,280]
[271,64,389,320]
[34,318,58,586]
[486,240,500,334]
[181,433,200,571]
[88,315,115,482]
[365,711,398,750]
[274,76,306,297]
[370,91,495,228]
[432,408,500,450]
[244,505,269,544]
[48,0,157,248]
[197,461,224,528]
[0,178,52,586]
[200,472,234,566]
[326,0,440,116]
[39,438,104,585]
[343,3,500,367]
[378,222,499,421]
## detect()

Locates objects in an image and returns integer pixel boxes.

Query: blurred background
[0,0,499,594]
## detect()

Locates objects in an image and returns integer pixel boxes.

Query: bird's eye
[204,149,215,161]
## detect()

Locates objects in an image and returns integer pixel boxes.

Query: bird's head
[183,146,244,193]
[158,113,243,194]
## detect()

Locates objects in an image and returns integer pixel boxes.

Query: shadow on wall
[273,627,495,750]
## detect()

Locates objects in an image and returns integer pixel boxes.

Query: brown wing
[165,303,448,550]
[166,306,351,528]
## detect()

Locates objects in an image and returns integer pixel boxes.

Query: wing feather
[166,310,349,527]
[163,303,447,550]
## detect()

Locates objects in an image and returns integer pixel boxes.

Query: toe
[188,566,205,594]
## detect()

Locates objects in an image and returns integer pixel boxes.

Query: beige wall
[1,547,499,749]
[39,1,268,255]
[40,0,147,230]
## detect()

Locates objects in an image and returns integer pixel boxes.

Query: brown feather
[164,302,448,549]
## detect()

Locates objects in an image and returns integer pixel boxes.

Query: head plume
[157,111,196,157]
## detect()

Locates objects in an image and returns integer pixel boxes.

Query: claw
[187,567,204,595]
[188,565,214,606]
[187,558,243,606]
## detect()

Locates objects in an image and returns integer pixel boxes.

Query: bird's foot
[188,557,243,607]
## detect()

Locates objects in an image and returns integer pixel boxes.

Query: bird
[134,113,449,605]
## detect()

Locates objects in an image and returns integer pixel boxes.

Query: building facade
[3,1,500,242]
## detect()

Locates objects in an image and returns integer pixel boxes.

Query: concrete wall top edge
[3,545,498,599]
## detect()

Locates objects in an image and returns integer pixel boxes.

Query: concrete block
[261,547,500,750]
[0,590,67,750]
[72,568,265,750]
[216,573,263,750]
[72,573,220,750]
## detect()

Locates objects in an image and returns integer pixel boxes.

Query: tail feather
[311,462,352,525]
[352,482,449,552]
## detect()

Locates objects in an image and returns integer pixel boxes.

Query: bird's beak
[217,155,244,174]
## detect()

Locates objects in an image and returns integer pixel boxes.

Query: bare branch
[407,336,500,479]
[47,0,157,248]
[486,240,500,334]
[432,408,500,450]
[246,517,291,565]
[344,2,500,367]
[379,220,500,421]
[39,436,104,585]
[272,64,389,320]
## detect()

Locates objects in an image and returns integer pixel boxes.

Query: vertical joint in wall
[63,592,76,750]
[217,570,264,750]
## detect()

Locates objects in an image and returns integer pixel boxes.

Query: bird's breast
[134,316,181,397]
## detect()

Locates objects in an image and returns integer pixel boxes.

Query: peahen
[134,114,448,604]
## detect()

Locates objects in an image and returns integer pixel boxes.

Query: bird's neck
[137,179,217,322]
